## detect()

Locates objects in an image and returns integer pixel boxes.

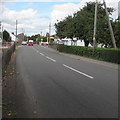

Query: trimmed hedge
[57,45,120,64]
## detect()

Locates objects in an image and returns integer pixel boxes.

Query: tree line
[55,2,120,48]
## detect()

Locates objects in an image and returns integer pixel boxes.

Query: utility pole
[103,0,117,48]
[22,28,24,33]
[22,28,25,41]
[93,0,98,50]
[0,21,2,40]
[16,20,18,41]
[0,21,3,41]
[49,22,51,44]
[2,25,3,42]
[41,32,42,37]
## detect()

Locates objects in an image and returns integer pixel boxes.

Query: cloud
[51,3,81,23]
[51,0,119,24]
[1,0,119,36]
[2,8,37,23]
[2,7,50,36]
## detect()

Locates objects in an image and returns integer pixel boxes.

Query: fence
[0,42,14,48]
[2,43,16,77]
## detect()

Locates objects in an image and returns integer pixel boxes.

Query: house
[61,38,92,47]
[10,33,16,41]
[17,33,24,41]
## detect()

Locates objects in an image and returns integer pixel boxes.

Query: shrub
[57,45,120,64]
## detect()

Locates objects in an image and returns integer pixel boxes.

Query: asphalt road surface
[8,44,118,118]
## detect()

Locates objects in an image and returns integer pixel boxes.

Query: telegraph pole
[0,21,3,41]
[41,32,42,37]
[49,22,51,44]
[16,20,18,41]
[22,28,23,33]
[22,28,25,41]
[0,21,2,40]
[2,25,3,42]
[93,0,98,50]
[49,22,51,36]
[103,0,117,48]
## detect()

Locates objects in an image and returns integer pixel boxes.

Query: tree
[96,3,114,48]
[55,2,115,47]
[3,30,11,42]
[113,20,120,48]
[55,20,66,39]
[74,2,114,47]
[74,2,96,46]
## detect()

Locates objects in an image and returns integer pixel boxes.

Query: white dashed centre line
[46,56,56,62]
[63,64,94,79]
[32,47,56,62]
[39,53,45,56]
[33,47,93,78]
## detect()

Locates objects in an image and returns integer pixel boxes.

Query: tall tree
[113,20,120,48]
[55,2,115,47]
[55,20,66,39]
[3,30,11,42]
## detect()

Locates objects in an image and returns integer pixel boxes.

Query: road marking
[63,64,94,79]
[32,47,35,50]
[39,52,45,56]
[32,47,56,62]
[41,46,46,48]
[32,47,45,56]
[46,56,56,62]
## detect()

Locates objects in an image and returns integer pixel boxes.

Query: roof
[9,33,16,41]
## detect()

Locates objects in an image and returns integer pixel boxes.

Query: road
[6,44,118,118]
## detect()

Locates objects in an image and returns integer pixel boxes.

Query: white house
[9,33,16,41]
[61,38,92,47]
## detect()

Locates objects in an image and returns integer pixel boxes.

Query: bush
[57,45,120,64]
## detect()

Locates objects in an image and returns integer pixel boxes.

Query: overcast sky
[1,0,120,36]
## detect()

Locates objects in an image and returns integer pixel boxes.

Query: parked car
[41,42,48,45]
[21,41,27,45]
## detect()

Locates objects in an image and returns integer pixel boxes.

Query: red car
[28,40,34,46]
[28,42,33,46]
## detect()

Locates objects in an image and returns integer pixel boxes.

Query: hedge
[57,45,120,64]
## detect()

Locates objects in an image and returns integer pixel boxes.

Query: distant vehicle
[41,42,48,45]
[21,41,27,45]
[28,40,34,46]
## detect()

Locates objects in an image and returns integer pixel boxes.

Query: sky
[1,0,120,36]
